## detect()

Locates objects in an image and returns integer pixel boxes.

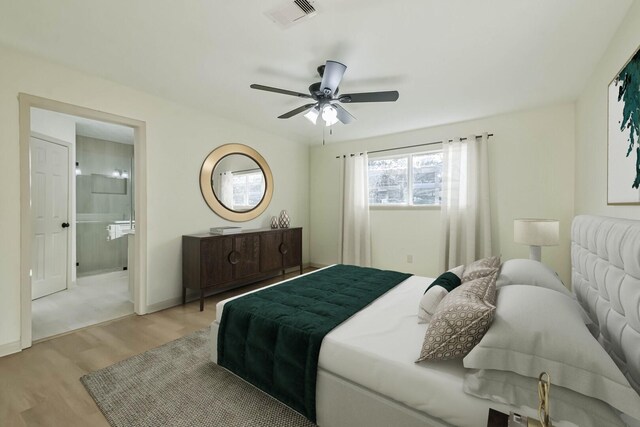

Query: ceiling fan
[250,60,399,126]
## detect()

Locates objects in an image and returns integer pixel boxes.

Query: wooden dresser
[182,227,303,311]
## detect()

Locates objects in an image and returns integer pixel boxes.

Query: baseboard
[0,340,22,358]
[145,296,184,314]
[308,262,331,269]
[145,290,209,313]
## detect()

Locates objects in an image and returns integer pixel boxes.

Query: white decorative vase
[278,210,290,228]
[270,216,279,229]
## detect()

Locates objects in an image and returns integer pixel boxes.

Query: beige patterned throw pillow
[461,256,501,282]
[416,270,498,362]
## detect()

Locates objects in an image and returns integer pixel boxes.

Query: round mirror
[200,144,273,222]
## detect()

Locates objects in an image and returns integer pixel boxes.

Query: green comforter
[217,264,411,422]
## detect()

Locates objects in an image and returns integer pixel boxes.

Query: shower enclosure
[75,136,134,277]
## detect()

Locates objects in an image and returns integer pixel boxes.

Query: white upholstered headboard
[571,215,640,394]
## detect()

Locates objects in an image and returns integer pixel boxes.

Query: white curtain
[439,133,492,270]
[339,153,371,267]
[220,171,234,208]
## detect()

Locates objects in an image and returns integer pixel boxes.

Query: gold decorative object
[537,372,551,427]
[507,372,552,427]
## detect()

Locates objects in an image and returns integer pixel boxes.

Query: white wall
[575,0,640,220]
[0,44,309,352]
[310,103,576,285]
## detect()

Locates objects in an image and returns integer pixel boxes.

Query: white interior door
[31,135,70,300]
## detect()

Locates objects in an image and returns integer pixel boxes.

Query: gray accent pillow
[463,285,640,420]
[461,256,501,282]
[416,270,497,362]
[464,369,626,427]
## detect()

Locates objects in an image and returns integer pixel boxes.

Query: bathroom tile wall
[76,136,133,276]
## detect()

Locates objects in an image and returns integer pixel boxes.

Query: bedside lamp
[514,219,559,262]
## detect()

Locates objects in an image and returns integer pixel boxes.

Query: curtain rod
[334,133,494,158]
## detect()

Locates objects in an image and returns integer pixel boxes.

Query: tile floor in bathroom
[32,270,134,341]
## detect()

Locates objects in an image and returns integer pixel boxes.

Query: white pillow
[448,264,464,278]
[417,286,448,324]
[496,259,598,337]
[463,285,640,420]
[417,265,464,324]
[496,258,569,296]
[464,369,626,427]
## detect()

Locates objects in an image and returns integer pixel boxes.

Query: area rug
[81,328,315,427]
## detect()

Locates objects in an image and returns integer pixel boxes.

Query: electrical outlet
[407,254,413,264]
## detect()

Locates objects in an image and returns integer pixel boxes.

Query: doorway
[19,94,147,348]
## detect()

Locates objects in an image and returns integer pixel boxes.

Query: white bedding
[211,268,529,426]
[316,275,515,427]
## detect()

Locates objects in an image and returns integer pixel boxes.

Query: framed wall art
[608,46,640,205]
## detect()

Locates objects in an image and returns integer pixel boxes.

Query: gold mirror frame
[200,143,273,222]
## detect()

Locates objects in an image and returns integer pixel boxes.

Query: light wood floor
[0,269,313,427]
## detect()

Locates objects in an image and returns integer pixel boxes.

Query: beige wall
[575,0,640,220]
[0,44,309,352]
[310,104,576,284]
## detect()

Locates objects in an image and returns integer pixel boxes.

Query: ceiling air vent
[265,0,317,29]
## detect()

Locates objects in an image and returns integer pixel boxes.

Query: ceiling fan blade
[339,91,399,103]
[250,84,312,99]
[320,60,347,96]
[333,104,356,124]
[278,103,318,119]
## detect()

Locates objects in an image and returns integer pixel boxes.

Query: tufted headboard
[571,215,640,394]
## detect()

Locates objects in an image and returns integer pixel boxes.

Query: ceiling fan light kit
[321,105,338,126]
[250,60,399,126]
[304,106,319,124]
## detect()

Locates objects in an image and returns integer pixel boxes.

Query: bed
[210,215,640,427]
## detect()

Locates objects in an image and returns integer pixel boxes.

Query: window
[368,151,443,206]
[231,170,265,209]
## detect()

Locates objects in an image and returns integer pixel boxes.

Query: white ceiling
[0,0,632,144]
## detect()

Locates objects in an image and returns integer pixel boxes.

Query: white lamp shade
[514,219,559,247]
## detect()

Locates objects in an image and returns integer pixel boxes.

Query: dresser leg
[200,290,205,312]
[182,287,186,305]
[299,265,303,275]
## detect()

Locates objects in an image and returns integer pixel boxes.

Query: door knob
[61,222,70,228]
